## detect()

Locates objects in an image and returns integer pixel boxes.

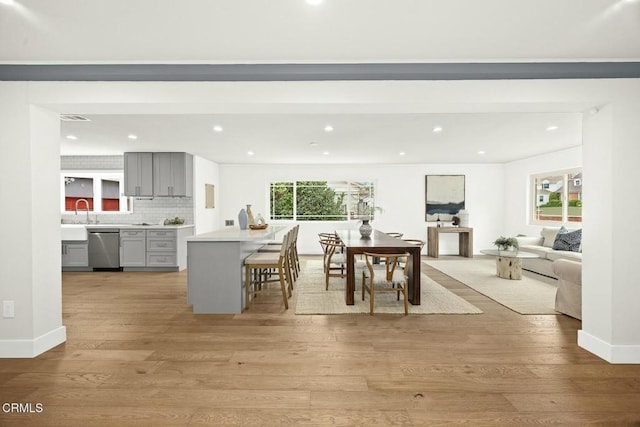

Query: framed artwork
[425,175,465,221]
[205,184,215,208]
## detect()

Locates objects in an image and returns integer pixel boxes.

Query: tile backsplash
[60,155,194,225]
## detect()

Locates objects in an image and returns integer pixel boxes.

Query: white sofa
[552,259,582,320]
[516,226,582,278]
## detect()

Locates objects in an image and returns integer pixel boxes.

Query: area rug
[295,260,482,315]
[426,257,558,315]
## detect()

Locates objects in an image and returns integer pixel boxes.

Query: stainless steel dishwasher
[87,229,121,270]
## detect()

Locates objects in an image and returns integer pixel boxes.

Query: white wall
[193,156,220,235]
[0,83,66,357]
[219,163,505,255]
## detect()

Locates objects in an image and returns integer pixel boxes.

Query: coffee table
[480,249,538,280]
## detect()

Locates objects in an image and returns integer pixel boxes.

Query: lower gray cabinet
[146,229,177,267]
[62,241,88,267]
[120,229,146,267]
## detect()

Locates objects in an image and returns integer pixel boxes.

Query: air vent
[60,114,91,122]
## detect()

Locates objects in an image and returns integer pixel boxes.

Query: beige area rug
[426,257,558,315]
[295,260,482,315]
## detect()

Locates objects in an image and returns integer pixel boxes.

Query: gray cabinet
[146,229,177,267]
[61,241,88,267]
[124,152,153,197]
[119,229,146,267]
[153,152,193,197]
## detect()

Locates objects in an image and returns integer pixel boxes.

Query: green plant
[493,236,519,251]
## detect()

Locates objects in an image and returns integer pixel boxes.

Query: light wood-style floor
[2,256,640,426]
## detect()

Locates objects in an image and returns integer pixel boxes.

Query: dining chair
[319,232,341,272]
[398,239,425,269]
[362,251,410,315]
[320,239,346,290]
[260,225,300,282]
[245,231,293,309]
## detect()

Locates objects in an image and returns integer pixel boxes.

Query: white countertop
[61,223,194,241]
[187,225,287,242]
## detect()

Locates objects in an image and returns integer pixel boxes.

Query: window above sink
[61,170,132,214]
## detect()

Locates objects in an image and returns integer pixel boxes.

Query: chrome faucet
[75,198,90,224]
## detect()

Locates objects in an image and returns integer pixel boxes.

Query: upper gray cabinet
[124,152,154,197]
[153,152,193,197]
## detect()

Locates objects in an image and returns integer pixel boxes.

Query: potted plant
[493,236,519,254]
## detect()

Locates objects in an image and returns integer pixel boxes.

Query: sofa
[515,226,582,278]
[552,258,582,320]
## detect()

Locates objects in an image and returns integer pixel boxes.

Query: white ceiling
[60,112,583,164]
[2,0,638,63]
[5,0,638,164]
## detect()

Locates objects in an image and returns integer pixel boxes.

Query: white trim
[578,330,640,364]
[0,326,66,358]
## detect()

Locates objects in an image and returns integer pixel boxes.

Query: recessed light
[324,125,334,132]
[66,135,78,140]
[323,151,329,155]
[432,126,443,133]
[546,125,559,131]
[127,134,138,140]
[399,152,406,156]
[478,150,486,155]
[306,0,323,5]
[213,125,223,132]
[247,151,254,156]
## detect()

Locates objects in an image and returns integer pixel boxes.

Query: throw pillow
[553,229,582,252]
[542,226,567,248]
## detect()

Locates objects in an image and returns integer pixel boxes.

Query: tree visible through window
[532,169,582,224]
[270,181,375,221]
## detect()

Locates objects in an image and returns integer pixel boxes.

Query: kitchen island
[186,225,289,313]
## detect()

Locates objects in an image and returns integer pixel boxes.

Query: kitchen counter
[62,223,194,241]
[186,225,286,242]
[186,225,289,313]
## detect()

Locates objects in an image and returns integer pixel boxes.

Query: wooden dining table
[335,229,422,306]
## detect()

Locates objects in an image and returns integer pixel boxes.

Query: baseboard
[0,326,66,358]
[578,330,640,364]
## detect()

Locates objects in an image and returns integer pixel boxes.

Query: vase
[238,208,248,230]
[255,213,265,225]
[359,219,373,237]
[246,204,255,226]
[458,210,469,227]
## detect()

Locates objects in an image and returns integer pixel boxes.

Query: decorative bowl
[249,224,268,230]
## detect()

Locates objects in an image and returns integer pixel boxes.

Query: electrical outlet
[225,219,234,226]
[3,300,14,318]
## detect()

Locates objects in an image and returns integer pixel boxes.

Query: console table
[427,226,473,258]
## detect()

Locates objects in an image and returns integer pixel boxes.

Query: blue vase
[238,208,248,230]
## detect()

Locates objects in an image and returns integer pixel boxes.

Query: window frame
[60,170,132,215]
[530,167,582,226]
[268,180,376,222]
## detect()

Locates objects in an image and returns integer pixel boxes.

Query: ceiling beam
[1,62,639,82]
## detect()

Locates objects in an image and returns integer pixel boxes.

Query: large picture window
[531,168,582,224]
[270,180,376,221]
[61,171,131,214]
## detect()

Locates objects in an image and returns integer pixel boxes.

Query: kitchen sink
[61,224,88,241]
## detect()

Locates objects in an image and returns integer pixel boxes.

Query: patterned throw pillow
[541,226,567,248]
[553,229,582,252]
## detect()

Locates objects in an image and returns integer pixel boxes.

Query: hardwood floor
[1,256,640,426]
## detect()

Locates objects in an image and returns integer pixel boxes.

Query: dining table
[335,229,422,306]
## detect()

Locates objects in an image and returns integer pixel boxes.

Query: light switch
[3,300,14,318]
